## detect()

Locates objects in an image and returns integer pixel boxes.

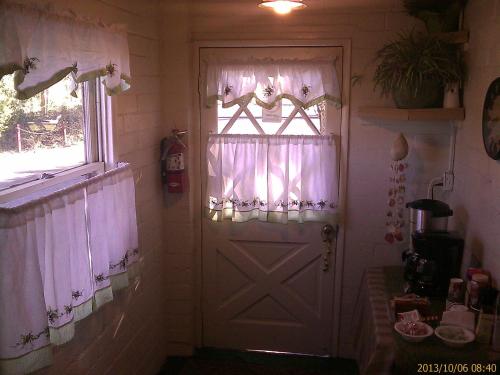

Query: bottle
[476,288,497,344]
[446,278,464,310]
[469,273,489,311]
[465,269,488,307]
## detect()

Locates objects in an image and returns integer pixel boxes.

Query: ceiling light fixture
[258,0,307,15]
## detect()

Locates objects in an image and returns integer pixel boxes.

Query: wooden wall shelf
[359,107,465,122]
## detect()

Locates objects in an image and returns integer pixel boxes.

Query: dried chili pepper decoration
[23,57,40,74]
[301,84,311,98]
[106,62,117,77]
[263,85,275,97]
[385,161,408,244]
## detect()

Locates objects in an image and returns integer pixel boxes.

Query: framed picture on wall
[483,77,500,160]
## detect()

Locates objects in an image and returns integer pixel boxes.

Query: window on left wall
[0,74,107,196]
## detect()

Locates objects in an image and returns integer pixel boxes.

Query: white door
[200,47,343,356]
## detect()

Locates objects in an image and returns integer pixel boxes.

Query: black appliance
[403,231,464,297]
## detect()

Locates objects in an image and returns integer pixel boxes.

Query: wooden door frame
[191,39,351,357]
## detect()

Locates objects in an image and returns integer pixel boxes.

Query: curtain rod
[2,1,127,34]
[0,163,132,214]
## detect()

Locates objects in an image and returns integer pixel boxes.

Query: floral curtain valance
[206,134,339,224]
[206,59,341,110]
[0,164,138,375]
[0,2,131,99]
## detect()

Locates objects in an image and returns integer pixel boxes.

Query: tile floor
[159,348,358,375]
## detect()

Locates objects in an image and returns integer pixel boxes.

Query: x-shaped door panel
[220,100,320,135]
[213,239,323,329]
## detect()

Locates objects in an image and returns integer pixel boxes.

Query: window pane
[217,98,322,135]
[0,75,85,190]
[226,119,260,135]
[217,103,239,133]
[281,118,317,135]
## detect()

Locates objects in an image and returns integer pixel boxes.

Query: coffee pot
[403,199,463,297]
[406,199,453,234]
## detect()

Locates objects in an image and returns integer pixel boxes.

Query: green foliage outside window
[0,75,84,152]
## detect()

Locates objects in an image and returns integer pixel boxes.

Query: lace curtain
[0,164,138,375]
[0,2,131,99]
[206,59,341,110]
[206,134,339,224]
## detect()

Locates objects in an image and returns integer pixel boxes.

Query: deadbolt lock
[321,224,337,272]
[321,224,335,242]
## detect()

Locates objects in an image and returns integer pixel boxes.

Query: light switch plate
[443,171,454,191]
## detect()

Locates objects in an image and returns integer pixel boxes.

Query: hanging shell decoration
[390,133,409,161]
[385,133,409,244]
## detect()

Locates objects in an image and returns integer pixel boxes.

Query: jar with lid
[468,273,489,311]
[446,278,464,310]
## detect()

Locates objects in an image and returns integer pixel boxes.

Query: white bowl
[449,304,469,312]
[394,321,434,342]
[435,325,475,348]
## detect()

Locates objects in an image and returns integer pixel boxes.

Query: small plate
[394,321,433,343]
[435,325,475,348]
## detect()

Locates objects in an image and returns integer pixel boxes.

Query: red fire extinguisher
[161,131,188,193]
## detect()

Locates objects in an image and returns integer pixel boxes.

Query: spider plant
[373,31,465,108]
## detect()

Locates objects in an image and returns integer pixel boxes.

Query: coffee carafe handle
[402,249,413,262]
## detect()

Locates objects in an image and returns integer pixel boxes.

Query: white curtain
[206,134,339,223]
[0,2,131,99]
[0,164,138,375]
[206,59,341,110]
[87,168,139,304]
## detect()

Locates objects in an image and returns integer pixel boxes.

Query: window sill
[0,162,105,204]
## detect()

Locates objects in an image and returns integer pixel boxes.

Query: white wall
[159,0,197,356]
[450,0,500,286]
[160,0,453,358]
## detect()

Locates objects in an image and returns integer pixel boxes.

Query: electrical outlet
[443,171,454,191]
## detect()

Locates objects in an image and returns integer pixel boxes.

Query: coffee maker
[403,199,464,297]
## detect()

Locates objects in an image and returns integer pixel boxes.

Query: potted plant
[373,31,465,109]
[403,0,467,33]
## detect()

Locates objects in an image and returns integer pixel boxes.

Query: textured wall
[159,0,197,357]
[160,0,453,359]
[450,0,500,286]
[22,0,168,374]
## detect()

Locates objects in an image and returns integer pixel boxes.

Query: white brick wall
[450,0,500,286]
[159,0,196,357]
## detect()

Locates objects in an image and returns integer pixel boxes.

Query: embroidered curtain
[0,164,138,375]
[206,59,341,110]
[206,134,339,224]
[0,2,131,99]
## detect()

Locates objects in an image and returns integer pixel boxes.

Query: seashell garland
[385,161,408,244]
[386,133,409,244]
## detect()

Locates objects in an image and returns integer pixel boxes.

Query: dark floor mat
[159,348,358,375]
